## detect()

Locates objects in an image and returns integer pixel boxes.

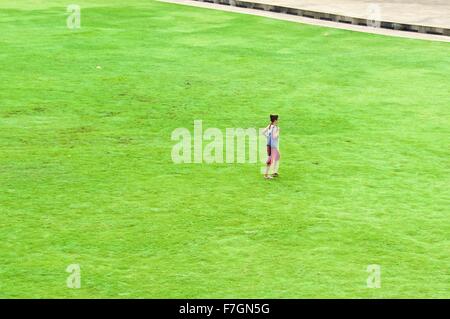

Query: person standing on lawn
[263,114,280,179]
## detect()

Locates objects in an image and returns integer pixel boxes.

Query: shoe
[272,173,279,177]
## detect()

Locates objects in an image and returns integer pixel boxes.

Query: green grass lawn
[0,0,449,298]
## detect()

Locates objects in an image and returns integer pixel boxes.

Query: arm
[262,123,272,135]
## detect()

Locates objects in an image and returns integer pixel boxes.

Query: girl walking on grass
[263,114,280,179]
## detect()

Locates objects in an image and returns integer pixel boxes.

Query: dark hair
[270,114,279,123]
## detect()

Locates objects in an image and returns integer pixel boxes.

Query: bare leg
[272,149,280,176]
[273,160,279,174]
[264,164,272,178]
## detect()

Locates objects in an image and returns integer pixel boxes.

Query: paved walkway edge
[159,0,450,42]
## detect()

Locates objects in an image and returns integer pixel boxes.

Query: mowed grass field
[0,0,449,298]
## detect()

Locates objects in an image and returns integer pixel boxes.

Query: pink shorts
[266,146,280,165]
